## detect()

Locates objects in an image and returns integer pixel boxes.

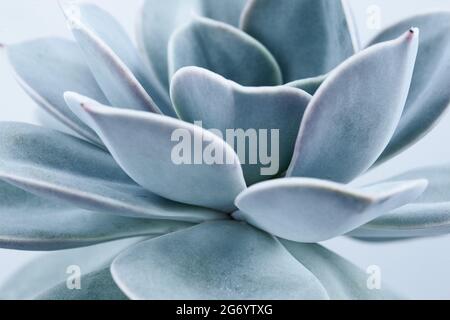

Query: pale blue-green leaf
[171,67,310,184]
[281,240,401,299]
[241,0,354,82]
[36,268,127,300]
[60,2,173,115]
[168,17,281,86]
[199,0,248,26]
[68,95,246,212]
[6,38,105,144]
[286,74,327,96]
[137,0,248,91]
[288,30,419,183]
[234,178,427,243]
[370,12,450,163]
[111,221,329,300]
[72,2,176,117]
[0,122,225,222]
[350,164,450,239]
[0,180,190,251]
[64,92,97,130]
[0,238,141,299]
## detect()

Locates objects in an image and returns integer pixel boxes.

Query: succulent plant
[0,0,450,300]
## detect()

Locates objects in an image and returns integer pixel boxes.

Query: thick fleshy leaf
[350,164,450,239]
[168,17,281,86]
[67,94,247,212]
[111,221,329,299]
[286,74,327,96]
[0,122,225,222]
[369,12,450,162]
[0,238,141,299]
[6,38,105,144]
[281,240,401,299]
[60,2,174,116]
[137,0,248,91]
[234,178,427,243]
[36,268,127,300]
[288,30,419,183]
[241,0,355,82]
[0,180,190,251]
[171,67,310,184]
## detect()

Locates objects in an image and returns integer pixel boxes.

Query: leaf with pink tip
[288,30,419,183]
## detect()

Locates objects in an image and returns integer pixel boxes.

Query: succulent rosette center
[0,0,449,300]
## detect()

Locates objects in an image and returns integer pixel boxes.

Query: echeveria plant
[0,0,450,300]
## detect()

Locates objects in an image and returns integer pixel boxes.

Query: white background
[0,0,449,299]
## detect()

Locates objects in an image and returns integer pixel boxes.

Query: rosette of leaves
[0,0,449,300]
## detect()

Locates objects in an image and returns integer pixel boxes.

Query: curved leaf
[171,67,310,184]
[168,17,281,86]
[111,221,329,299]
[137,0,247,91]
[0,180,190,251]
[286,74,327,96]
[241,0,355,82]
[60,1,173,115]
[0,238,141,299]
[351,164,450,239]
[0,122,225,222]
[67,94,247,212]
[288,30,419,183]
[235,178,427,242]
[6,38,105,144]
[370,12,450,162]
[281,240,401,299]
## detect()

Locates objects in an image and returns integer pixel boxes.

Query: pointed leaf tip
[70,95,246,212]
[60,2,173,115]
[351,163,450,240]
[6,38,107,145]
[0,122,225,223]
[235,178,426,243]
[288,29,419,183]
[369,13,450,163]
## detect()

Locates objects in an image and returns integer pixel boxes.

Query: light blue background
[0,0,449,299]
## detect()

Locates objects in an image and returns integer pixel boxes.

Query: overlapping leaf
[288,30,419,183]
[111,221,329,299]
[168,17,281,86]
[171,67,310,184]
[241,0,355,82]
[0,180,190,250]
[370,12,450,162]
[235,178,426,242]
[0,238,140,299]
[0,122,225,222]
[137,0,247,91]
[6,38,105,144]
[60,2,174,115]
[66,94,247,212]
[351,164,450,239]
